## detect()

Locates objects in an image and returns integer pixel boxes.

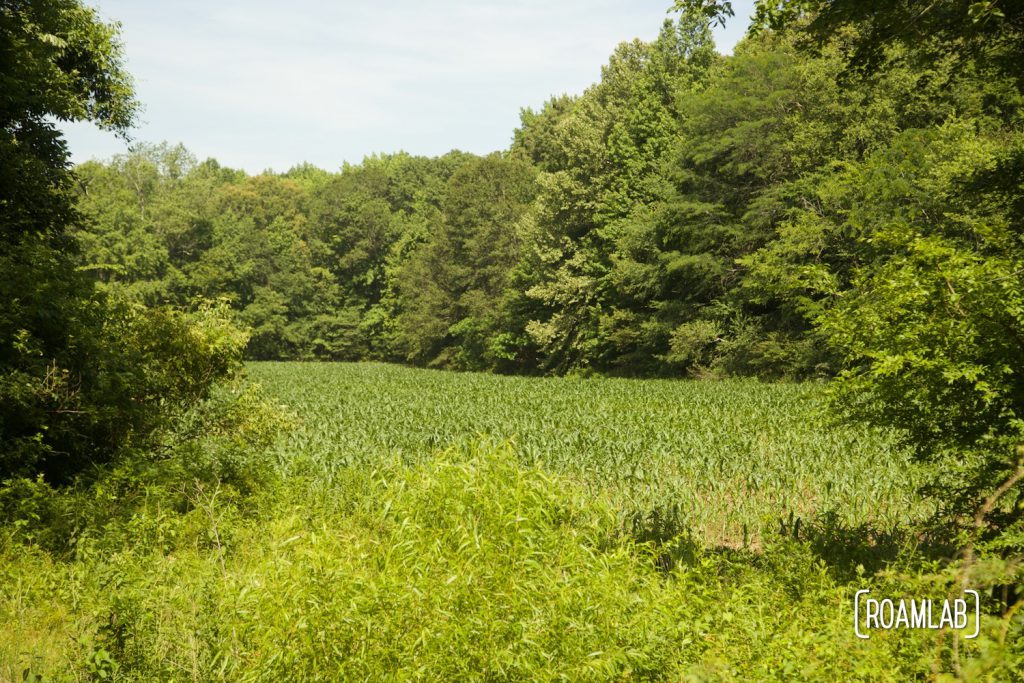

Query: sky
[61,0,755,173]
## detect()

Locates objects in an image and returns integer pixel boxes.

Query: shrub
[0,298,248,483]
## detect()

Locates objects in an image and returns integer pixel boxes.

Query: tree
[516,15,718,374]
[749,0,1024,78]
[0,0,137,242]
[393,154,537,370]
[0,1,245,482]
[682,0,1024,551]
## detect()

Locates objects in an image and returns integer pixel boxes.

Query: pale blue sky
[62,0,755,173]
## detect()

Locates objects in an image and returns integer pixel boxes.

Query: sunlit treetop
[1,0,137,239]
[1,0,137,130]
[675,0,1024,76]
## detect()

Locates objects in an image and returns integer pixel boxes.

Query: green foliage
[10,0,1024,677]
[251,362,921,545]
[665,318,721,369]
[0,371,291,549]
[1,296,249,482]
[0,0,136,242]
[0,1,251,486]
[715,0,1024,554]
[514,15,720,375]
[2,366,1021,680]
[393,154,537,370]
[0,0,136,481]
[750,0,1024,78]
[60,0,1024,395]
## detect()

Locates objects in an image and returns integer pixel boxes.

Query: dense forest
[3,0,1024,678]
[64,4,1024,406]
[71,7,1019,379]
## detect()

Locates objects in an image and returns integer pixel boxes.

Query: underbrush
[3,441,1022,681]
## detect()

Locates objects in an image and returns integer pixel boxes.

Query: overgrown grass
[1,363,1021,680]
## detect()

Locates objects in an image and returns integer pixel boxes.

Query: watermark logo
[854,589,980,639]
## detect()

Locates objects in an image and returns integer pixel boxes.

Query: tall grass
[2,363,1020,680]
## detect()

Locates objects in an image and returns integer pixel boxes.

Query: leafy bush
[1,298,249,483]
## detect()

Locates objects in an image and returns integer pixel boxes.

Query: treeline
[72,13,1022,382]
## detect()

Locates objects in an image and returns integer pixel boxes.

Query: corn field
[250,362,928,546]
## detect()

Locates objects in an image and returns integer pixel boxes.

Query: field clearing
[250,362,928,545]
[2,363,1002,681]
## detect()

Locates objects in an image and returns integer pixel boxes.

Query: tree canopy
[1,1,245,482]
